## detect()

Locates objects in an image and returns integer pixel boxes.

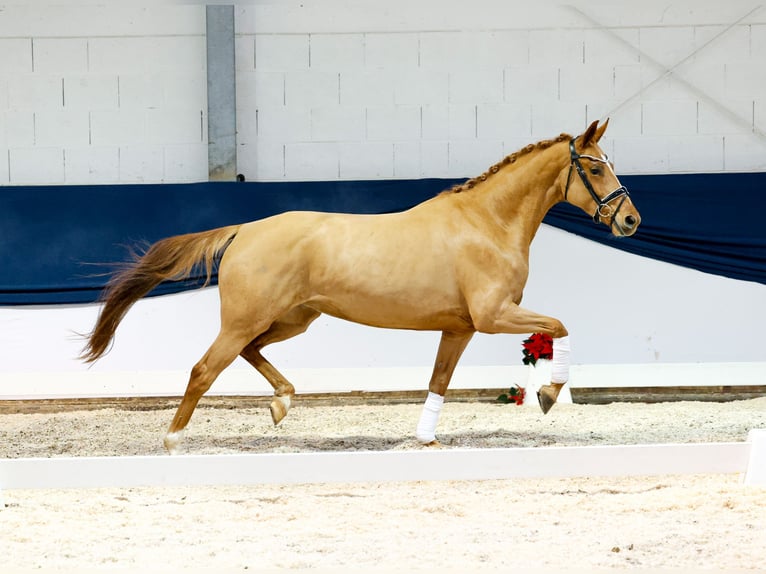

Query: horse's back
[229,206,445,266]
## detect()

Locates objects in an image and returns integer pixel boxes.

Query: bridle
[564,138,629,227]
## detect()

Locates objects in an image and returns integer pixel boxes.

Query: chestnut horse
[82,120,640,453]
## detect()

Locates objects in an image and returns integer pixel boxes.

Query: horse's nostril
[624,215,636,228]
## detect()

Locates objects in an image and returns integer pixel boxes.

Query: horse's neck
[473,147,566,244]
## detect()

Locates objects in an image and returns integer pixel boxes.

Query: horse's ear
[580,120,600,146]
[594,118,609,142]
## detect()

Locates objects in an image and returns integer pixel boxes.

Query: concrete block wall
[0,5,208,185]
[1,1,765,185]
[235,0,766,181]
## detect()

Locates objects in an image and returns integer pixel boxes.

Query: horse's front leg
[471,301,571,414]
[416,330,474,445]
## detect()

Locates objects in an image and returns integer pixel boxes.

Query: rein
[564,138,629,228]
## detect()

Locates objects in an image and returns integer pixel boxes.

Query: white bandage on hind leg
[552,335,571,383]
[416,391,444,444]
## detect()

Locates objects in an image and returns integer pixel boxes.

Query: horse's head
[562,119,640,237]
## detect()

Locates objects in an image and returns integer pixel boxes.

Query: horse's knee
[549,320,568,339]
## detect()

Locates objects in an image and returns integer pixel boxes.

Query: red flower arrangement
[497,333,554,405]
[497,385,525,405]
[521,333,553,366]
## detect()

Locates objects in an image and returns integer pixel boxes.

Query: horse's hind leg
[240,349,294,425]
[164,328,254,454]
[239,305,321,425]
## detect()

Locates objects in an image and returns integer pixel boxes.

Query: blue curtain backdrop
[1,172,764,305]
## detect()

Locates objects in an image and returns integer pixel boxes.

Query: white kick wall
[0,1,764,394]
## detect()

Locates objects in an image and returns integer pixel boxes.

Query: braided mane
[448,133,572,193]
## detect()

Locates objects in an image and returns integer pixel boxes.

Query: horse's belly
[306,295,473,332]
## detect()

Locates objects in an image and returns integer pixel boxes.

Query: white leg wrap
[416,392,444,444]
[552,335,571,384]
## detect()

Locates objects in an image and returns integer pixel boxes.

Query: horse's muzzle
[615,213,640,236]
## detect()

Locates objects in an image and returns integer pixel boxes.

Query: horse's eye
[590,167,602,176]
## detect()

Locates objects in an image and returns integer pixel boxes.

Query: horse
[81,119,640,453]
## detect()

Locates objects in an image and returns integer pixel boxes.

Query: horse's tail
[81,224,241,363]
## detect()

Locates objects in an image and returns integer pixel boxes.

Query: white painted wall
[1,1,766,184]
[234,0,766,180]
[0,4,208,184]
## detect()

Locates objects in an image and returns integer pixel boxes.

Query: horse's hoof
[164,431,182,455]
[422,440,442,448]
[537,384,563,415]
[270,394,292,425]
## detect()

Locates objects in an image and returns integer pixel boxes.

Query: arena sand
[0,398,764,571]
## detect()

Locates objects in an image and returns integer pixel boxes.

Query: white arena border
[1,362,765,401]
[1,431,765,493]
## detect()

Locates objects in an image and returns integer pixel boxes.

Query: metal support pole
[206,5,237,181]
